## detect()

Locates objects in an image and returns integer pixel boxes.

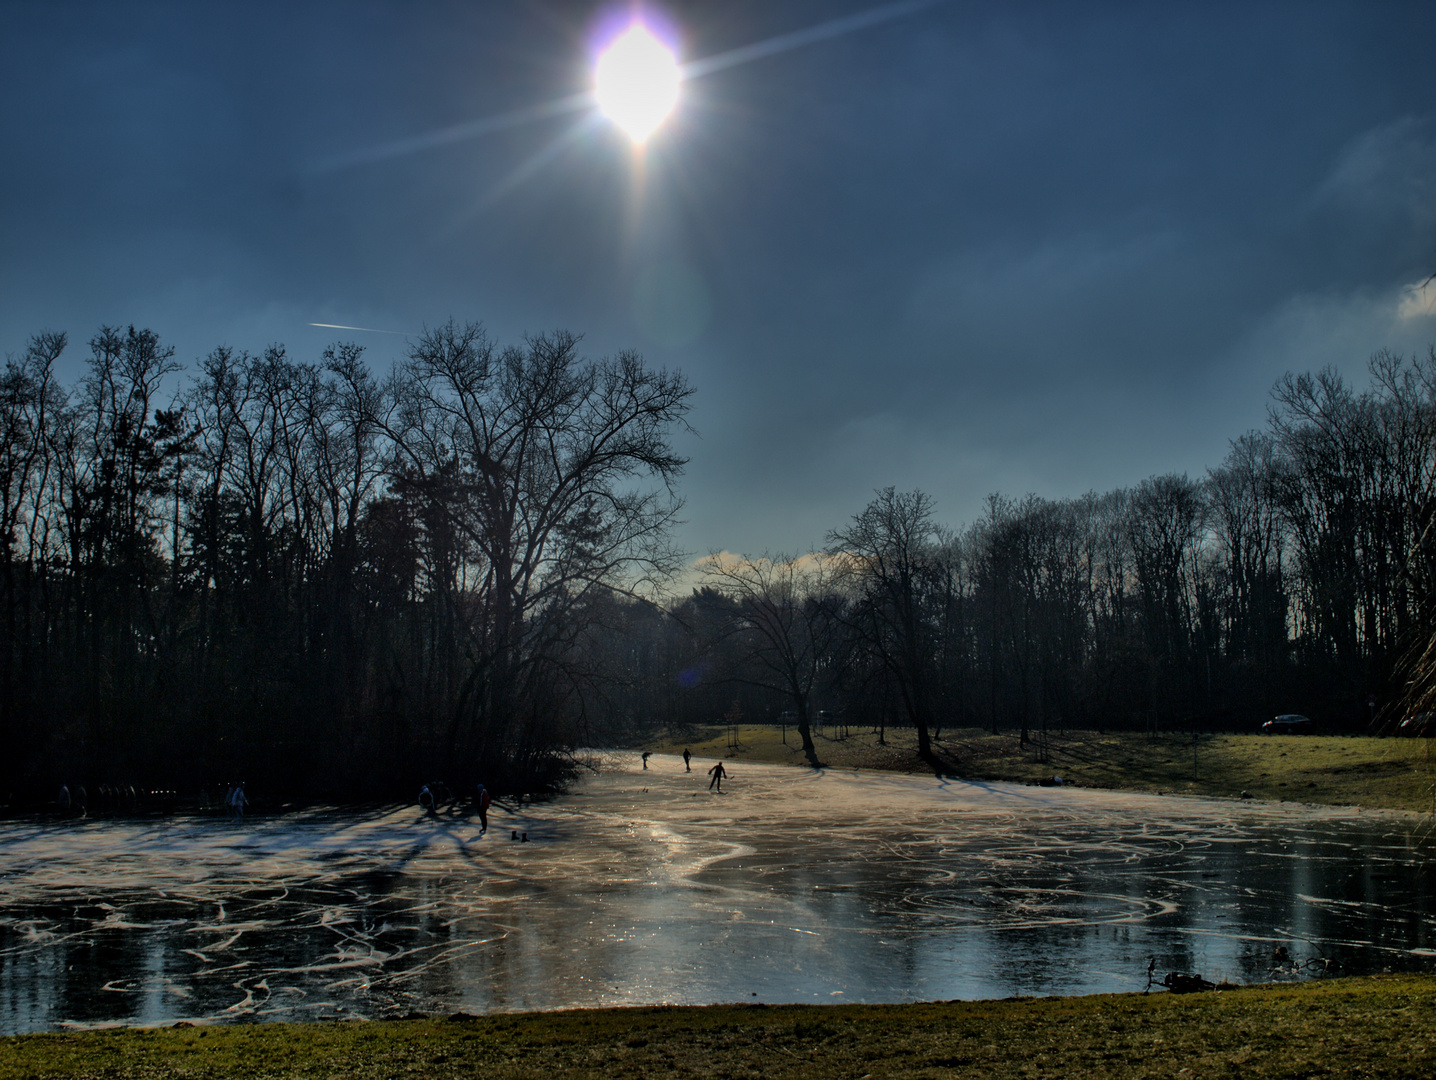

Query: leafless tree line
[590,349,1436,764]
[4,324,1434,794]
[0,322,692,802]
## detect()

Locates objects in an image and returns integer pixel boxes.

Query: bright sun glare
[594,23,680,143]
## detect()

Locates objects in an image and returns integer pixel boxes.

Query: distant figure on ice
[419,783,437,817]
[229,783,248,819]
[641,751,651,770]
[708,761,727,792]
[682,748,692,772]
[474,783,491,834]
[57,784,71,814]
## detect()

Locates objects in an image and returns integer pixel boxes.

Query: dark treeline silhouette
[5,323,1435,798]
[604,349,1436,763]
[1,322,693,804]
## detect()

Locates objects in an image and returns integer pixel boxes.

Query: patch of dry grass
[647,724,1436,813]
[5,975,1433,1079]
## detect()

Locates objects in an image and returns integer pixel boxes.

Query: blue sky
[3,0,1435,556]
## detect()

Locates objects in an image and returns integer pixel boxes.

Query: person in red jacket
[475,783,491,833]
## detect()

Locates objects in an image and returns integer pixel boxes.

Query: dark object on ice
[1272,944,1290,964]
[1037,775,1063,787]
[419,784,437,816]
[512,830,519,840]
[521,832,529,842]
[1160,972,1216,993]
[1145,957,1216,994]
[642,751,651,769]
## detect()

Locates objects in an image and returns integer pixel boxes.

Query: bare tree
[0,331,66,786]
[828,488,945,763]
[1207,432,1288,706]
[1270,355,1436,698]
[388,320,694,777]
[699,551,842,766]
[1127,473,1206,714]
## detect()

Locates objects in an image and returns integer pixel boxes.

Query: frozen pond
[2,754,1434,1033]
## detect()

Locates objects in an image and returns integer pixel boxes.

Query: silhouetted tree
[828,488,946,762]
[386,320,693,781]
[698,551,843,766]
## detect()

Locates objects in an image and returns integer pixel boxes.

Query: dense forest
[3,324,1434,803]
[0,322,693,803]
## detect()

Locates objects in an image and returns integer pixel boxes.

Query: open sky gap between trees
[3,322,1436,801]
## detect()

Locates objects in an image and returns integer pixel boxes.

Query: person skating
[708,761,727,792]
[682,748,691,772]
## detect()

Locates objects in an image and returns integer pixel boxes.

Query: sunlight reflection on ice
[1,754,1434,1033]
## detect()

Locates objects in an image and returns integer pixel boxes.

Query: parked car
[1399,712,1434,737]
[1261,714,1313,734]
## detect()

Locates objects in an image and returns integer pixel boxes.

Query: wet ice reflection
[2,755,1434,1032]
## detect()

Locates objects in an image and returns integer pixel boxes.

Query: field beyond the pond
[647,724,1436,813]
[4,975,1432,1079]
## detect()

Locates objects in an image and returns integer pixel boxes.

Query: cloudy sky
[3,0,1435,557]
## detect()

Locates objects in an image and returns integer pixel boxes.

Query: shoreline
[5,974,1432,1078]
[642,725,1436,815]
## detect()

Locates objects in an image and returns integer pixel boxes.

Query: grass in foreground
[647,725,1436,813]
[5,975,1433,1079]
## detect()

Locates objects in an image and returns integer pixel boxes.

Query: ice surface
[2,754,1433,1033]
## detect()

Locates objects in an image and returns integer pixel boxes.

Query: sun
[594,23,680,144]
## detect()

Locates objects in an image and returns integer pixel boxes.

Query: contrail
[312,0,942,172]
[309,322,408,335]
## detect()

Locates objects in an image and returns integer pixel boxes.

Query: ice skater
[708,761,727,792]
[641,751,651,770]
[229,782,248,819]
[474,782,491,833]
[682,748,691,772]
[419,783,437,817]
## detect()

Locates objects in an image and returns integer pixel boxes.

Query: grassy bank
[646,724,1436,813]
[5,975,1433,1079]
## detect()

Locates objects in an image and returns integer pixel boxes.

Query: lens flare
[594,23,680,143]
